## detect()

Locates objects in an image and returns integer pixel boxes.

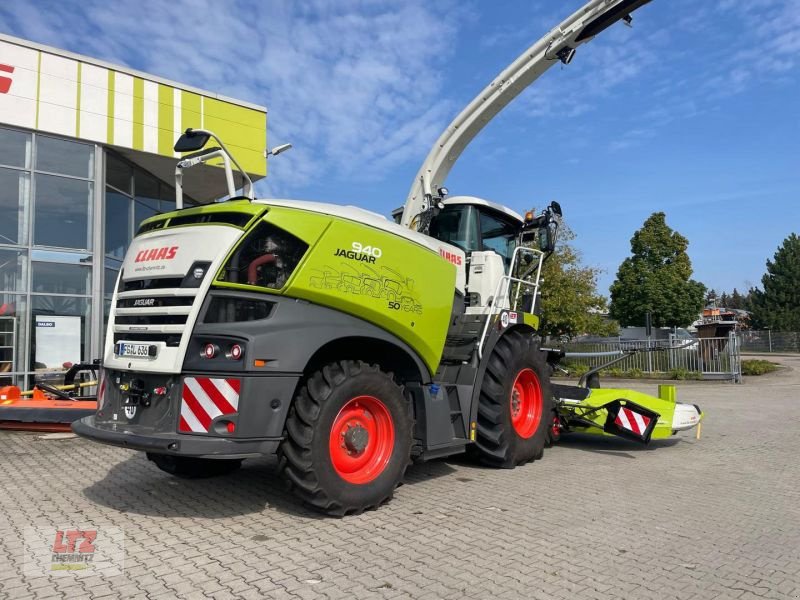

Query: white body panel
[465,251,508,314]
[671,403,702,431]
[104,225,243,374]
[443,196,524,224]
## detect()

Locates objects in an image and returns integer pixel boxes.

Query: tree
[609,212,705,328]
[714,288,754,311]
[749,234,800,331]
[537,225,618,339]
[730,288,746,309]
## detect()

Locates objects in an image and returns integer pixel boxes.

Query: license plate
[117,342,155,359]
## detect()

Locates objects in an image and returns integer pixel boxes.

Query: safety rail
[561,334,742,382]
[477,247,544,359]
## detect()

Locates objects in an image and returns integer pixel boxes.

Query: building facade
[0,34,267,388]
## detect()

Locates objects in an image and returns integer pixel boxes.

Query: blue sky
[1,0,798,296]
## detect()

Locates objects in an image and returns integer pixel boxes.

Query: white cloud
[0,0,465,196]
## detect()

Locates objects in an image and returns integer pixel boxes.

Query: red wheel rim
[510,369,543,438]
[551,415,561,439]
[329,395,395,484]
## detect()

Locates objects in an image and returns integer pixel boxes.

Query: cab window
[429,205,479,253]
[479,211,518,268]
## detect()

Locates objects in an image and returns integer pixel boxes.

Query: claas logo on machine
[439,248,462,266]
[134,246,178,262]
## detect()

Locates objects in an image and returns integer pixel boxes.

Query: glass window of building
[0,128,98,387]
[135,170,160,227]
[159,182,177,213]
[103,264,120,329]
[0,126,208,387]
[105,188,131,259]
[32,261,92,295]
[0,127,31,169]
[34,174,93,250]
[106,152,132,194]
[29,296,90,377]
[36,135,94,179]
[0,294,27,386]
[0,168,30,246]
[0,248,28,293]
[0,237,28,386]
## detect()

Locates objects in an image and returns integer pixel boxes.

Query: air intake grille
[122,277,184,292]
[115,315,188,326]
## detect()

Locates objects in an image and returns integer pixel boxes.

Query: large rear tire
[146,453,242,478]
[474,330,552,468]
[278,361,412,516]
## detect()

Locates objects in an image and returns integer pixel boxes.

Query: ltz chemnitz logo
[51,529,97,570]
[24,526,125,577]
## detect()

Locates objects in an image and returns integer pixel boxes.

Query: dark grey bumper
[72,416,281,458]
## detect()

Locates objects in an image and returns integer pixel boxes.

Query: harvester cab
[73,0,702,516]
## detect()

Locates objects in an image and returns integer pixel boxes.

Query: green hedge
[741,359,779,376]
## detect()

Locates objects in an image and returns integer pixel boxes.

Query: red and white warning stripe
[615,405,651,436]
[179,377,240,433]
[97,373,107,409]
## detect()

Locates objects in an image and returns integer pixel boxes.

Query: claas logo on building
[0,64,14,94]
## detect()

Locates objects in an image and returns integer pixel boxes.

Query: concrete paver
[1,357,799,599]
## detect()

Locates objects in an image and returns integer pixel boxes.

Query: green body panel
[143,201,457,374]
[284,215,457,374]
[211,207,333,295]
[522,312,540,330]
[263,206,333,247]
[566,387,692,440]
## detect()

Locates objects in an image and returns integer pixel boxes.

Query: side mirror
[538,221,558,253]
[550,201,563,217]
[174,129,210,153]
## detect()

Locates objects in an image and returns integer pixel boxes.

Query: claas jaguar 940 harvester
[74,0,702,515]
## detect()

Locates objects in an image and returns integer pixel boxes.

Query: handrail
[477,247,544,359]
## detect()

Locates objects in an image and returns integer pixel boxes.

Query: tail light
[203,344,218,359]
[229,344,243,360]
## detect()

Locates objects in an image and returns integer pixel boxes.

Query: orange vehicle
[0,363,99,432]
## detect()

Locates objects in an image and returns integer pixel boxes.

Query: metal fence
[560,333,742,382]
[739,330,800,353]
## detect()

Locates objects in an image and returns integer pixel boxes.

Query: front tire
[146,453,242,478]
[278,361,412,516]
[474,330,552,468]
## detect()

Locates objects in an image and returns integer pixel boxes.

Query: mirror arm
[175,148,236,208]
[184,128,255,200]
[175,168,183,209]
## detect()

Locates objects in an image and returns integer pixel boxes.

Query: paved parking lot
[1,358,799,600]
